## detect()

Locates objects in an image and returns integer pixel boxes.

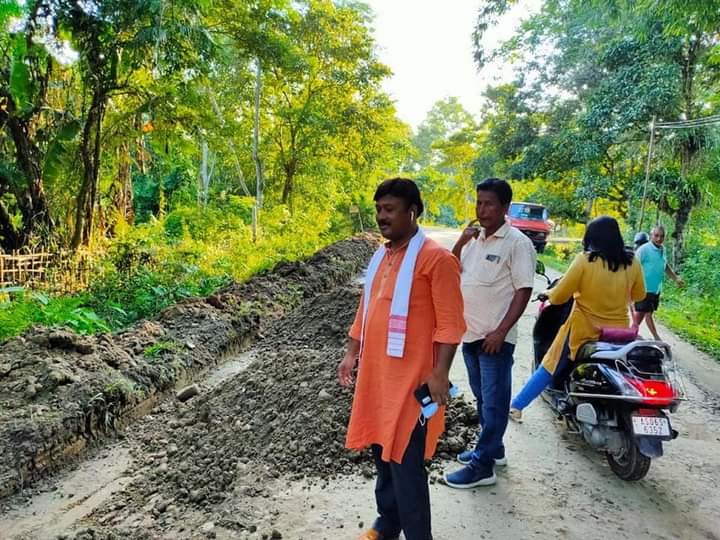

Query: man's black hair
[374,177,424,216]
[476,177,512,206]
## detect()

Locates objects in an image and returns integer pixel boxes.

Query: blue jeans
[463,340,515,469]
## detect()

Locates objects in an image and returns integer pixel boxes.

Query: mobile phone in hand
[414,382,460,418]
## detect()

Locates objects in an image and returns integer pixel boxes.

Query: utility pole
[638,116,656,231]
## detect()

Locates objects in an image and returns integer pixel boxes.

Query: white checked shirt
[460,221,536,344]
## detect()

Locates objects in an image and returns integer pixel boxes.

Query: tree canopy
[0,0,407,252]
[467,0,720,259]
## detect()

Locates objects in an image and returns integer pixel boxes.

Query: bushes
[0,293,111,341]
[658,284,720,359]
[0,200,351,343]
[540,242,582,271]
[655,241,720,358]
[677,243,720,295]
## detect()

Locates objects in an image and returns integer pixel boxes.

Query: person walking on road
[633,225,684,341]
[443,178,536,489]
[509,216,646,422]
[338,178,466,540]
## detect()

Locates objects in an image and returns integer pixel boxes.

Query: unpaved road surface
[2,229,719,540]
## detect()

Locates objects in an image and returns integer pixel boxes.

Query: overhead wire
[655,114,720,129]
[638,113,720,229]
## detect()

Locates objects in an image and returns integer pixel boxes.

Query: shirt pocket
[463,256,507,286]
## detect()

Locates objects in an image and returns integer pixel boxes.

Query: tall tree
[60,0,213,247]
[472,0,720,258]
[0,1,67,250]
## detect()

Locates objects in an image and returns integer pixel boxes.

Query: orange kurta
[345,238,466,463]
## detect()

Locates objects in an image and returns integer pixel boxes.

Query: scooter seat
[576,341,625,362]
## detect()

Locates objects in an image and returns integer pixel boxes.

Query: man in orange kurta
[338,178,466,540]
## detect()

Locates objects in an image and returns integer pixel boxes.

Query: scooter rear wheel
[606,436,651,481]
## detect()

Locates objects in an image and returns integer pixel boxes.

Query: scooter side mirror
[535,260,552,285]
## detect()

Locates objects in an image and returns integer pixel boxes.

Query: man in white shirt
[444,178,536,488]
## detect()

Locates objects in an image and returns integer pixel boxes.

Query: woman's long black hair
[583,216,634,272]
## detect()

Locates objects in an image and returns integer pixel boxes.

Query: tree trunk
[135,113,147,176]
[118,141,134,223]
[671,184,699,265]
[670,37,702,263]
[253,59,264,209]
[281,160,296,210]
[85,96,105,241]
[0,200,21,251]
[672,203,690,265]
[72,89,105,248]
[2,94,53,247]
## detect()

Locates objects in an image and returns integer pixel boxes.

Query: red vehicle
[508,202,552,253]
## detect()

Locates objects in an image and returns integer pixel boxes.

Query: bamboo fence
[0,249,95,294]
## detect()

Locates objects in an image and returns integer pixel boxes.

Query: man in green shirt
[633,225,684,340]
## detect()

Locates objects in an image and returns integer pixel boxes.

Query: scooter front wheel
[605,435,651,481]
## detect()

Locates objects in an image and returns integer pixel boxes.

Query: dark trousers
[371,421,431,540]
[462,340,515,470]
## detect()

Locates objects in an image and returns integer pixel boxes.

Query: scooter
[532,261,684,481]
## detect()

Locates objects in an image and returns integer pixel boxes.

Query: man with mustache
[338,178,466,540]
[444,178,535,488]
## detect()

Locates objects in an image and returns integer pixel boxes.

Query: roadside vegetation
[413,0,720,360]
[1,0,719,360]
[0,1,401,341]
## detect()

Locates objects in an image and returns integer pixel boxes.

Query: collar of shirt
[479,220,510,241]
[383,238,411,255]
[650,242,664,254]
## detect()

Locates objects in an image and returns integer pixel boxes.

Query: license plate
[632,415,670,437]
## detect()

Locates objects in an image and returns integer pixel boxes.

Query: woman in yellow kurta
[509,216,646,421]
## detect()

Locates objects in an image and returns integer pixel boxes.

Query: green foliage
[103,377,139,402]
[144,340,178,358]
[0,292,110,342]
[470,0,720,255]
[542,243,582,266]
[43,119,82,187]
[9,35,31,112]
[82,199,344,331]
[409,98,479,225]
[0,192,348,343]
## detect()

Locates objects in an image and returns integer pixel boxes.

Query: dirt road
[2,229,719,540]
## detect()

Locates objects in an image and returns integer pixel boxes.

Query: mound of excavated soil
[0,235,378,498]
[75,285,477,539]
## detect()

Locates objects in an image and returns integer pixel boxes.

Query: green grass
[656,285,720,360]
[539,252,571,273]
[143,340,178,358]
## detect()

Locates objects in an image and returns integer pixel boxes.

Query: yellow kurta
[541,252,646,373]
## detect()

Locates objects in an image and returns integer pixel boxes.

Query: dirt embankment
[54,280,477,539]
[0,236,377,499]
